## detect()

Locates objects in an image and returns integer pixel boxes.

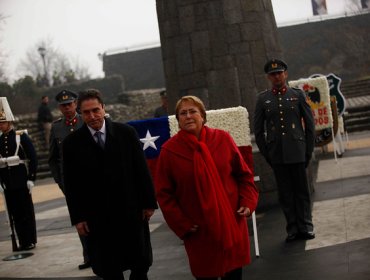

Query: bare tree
[18,38,91,87]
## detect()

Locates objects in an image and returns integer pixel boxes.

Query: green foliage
[6,76,42,114]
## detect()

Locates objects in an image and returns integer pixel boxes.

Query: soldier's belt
[0,156,26,168]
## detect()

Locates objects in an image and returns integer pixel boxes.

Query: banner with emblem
[289,76,333,131]
[127,106,253,181]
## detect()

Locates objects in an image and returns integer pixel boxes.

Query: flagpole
[253,176,260,257]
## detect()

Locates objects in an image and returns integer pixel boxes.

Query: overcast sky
[0,0,359,82]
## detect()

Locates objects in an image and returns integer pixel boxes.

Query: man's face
[80,98,106,131]
[267,71,288,88]
[59,101,77,119]
[0,121,11,133]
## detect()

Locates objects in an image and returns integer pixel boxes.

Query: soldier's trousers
[272,162,314,234]
[4,188,37,247]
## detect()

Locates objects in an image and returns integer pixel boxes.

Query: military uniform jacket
[254,86,315,165]
[0,129,37,189]
[48,115,83,190]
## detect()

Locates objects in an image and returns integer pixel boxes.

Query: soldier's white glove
[27,180,35,193]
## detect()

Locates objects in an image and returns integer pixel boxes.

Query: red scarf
[178,128,241,250]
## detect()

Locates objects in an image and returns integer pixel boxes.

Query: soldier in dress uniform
[48,90,90,269]
[253,59,316,243]
[0,97,38,250]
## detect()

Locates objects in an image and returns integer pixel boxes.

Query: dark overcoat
[62,118,157,276]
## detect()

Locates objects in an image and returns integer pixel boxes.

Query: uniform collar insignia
[65,116,78,126]
[272,86,287,95]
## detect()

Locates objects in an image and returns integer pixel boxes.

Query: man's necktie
[94,131,105,149]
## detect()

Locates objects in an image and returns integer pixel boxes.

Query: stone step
[346,123,370,133]
[36,170,53,180]
[341,78,370,98]
[345,116,370,127]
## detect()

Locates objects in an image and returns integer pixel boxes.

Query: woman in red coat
[155,96,259,280]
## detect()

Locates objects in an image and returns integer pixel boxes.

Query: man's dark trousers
[272,162,313,235]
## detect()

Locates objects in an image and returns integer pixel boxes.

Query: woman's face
[178,100,204,137]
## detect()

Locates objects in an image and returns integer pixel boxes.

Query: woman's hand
[237,206,251,217]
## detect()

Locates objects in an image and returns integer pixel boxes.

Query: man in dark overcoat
[62,89,157,280]
[254,59,316,243]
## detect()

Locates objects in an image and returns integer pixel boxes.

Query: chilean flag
[127,106,254,180]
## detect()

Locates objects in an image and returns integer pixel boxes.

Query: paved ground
[1,130,370,280]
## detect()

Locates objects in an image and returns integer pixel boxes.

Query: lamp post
[37,46,49,87]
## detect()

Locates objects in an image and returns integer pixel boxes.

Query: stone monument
[155,0,282,120]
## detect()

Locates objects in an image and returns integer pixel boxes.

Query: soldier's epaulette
[16,129,28,135]
[53,118,62,123]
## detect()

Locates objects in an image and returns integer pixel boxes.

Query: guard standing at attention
[253,59,316,243]
[48,90,83,194]
[0,97,38,251]
[48,90,90,269]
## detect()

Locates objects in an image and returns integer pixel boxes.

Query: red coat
[155,126,258,277]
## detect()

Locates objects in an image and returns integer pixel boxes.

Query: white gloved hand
[27,180,35,193]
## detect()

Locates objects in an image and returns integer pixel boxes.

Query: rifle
[1,184,19,252]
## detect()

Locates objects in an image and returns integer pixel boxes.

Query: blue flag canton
[127,117,171,159]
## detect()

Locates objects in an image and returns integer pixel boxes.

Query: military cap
[264,59,288,74]
[55,90,78,104]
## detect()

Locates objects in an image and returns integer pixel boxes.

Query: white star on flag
[140,130,160,151]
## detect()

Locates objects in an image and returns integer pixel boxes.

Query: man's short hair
[77,89,104,108]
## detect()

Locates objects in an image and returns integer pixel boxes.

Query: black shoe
[285,233,298,243]
[78,261,91,270]
[299,231,315,240]
[20,243,36,250]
